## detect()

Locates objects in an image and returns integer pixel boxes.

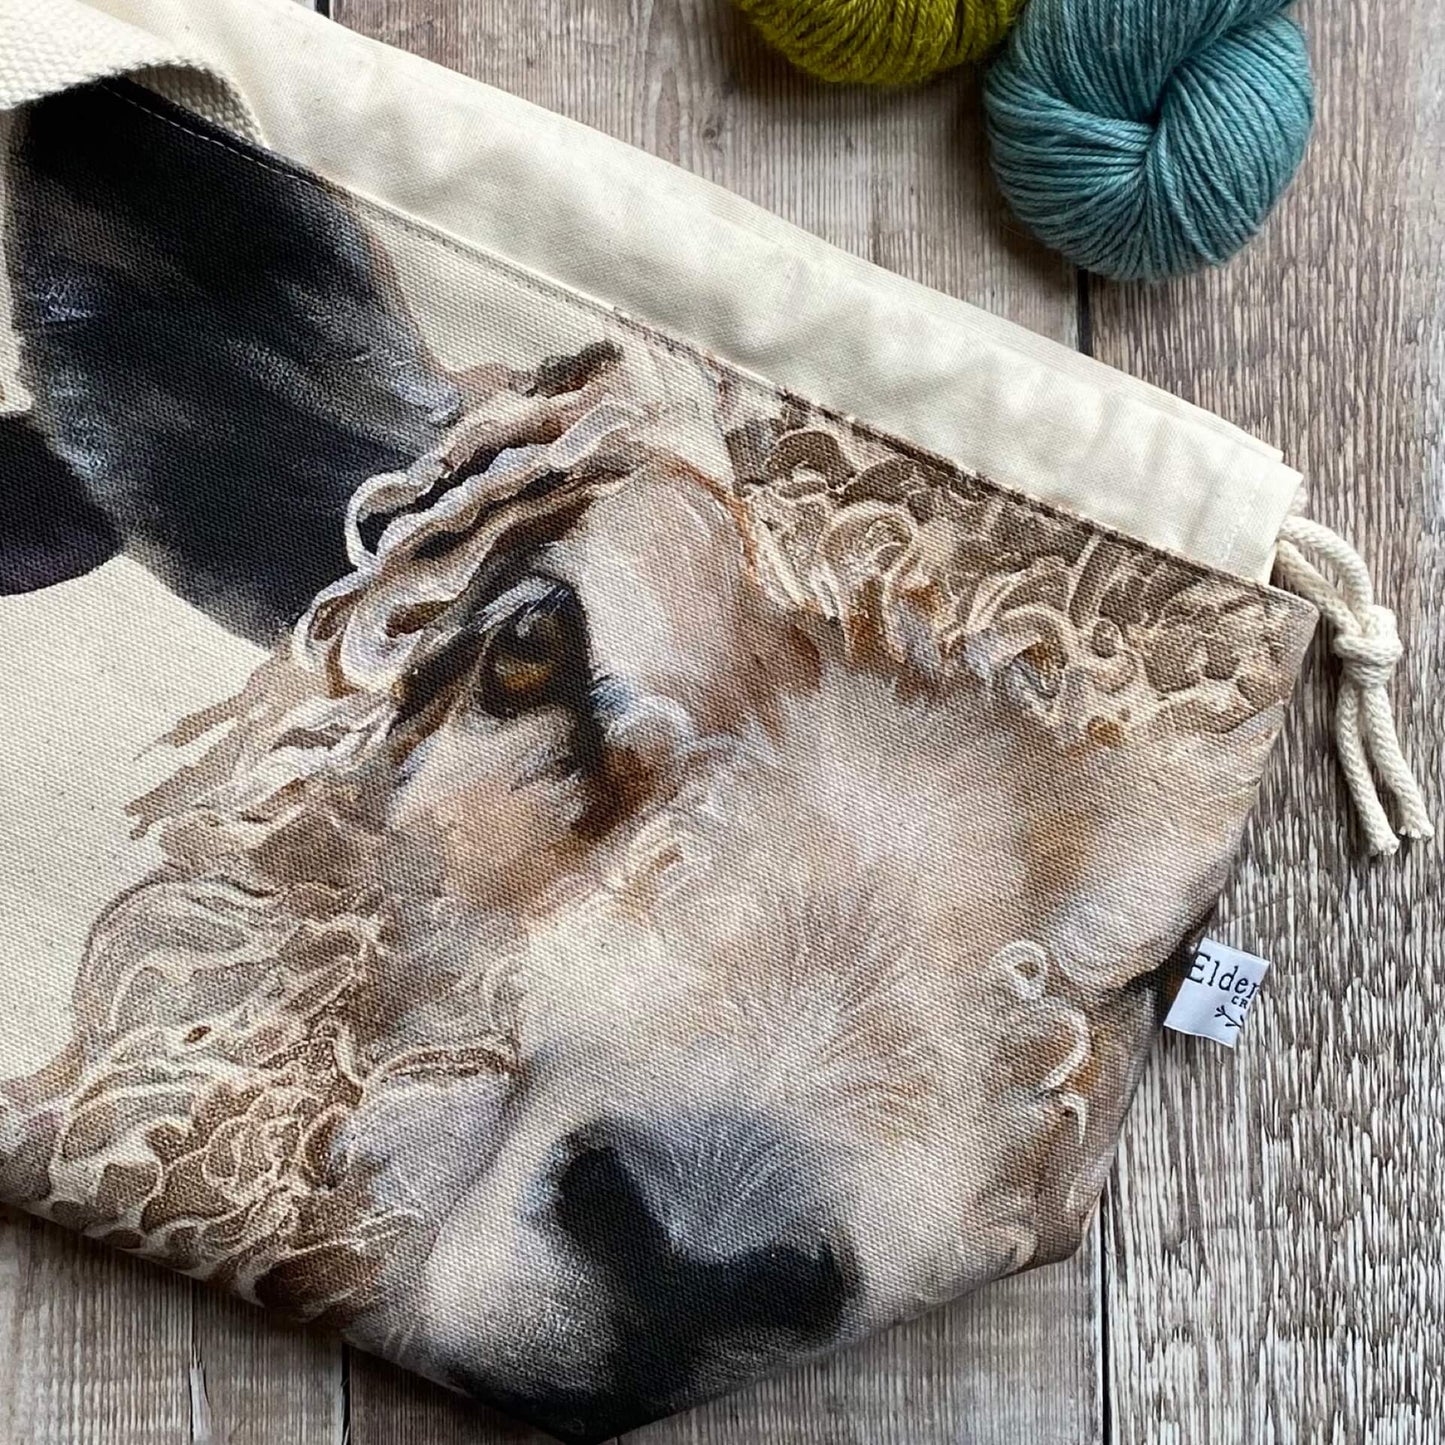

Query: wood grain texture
[0,1211,188,1445]
[0,1210,346,1445]
[1088,1,1445,1441]
[188,1286,345,1445]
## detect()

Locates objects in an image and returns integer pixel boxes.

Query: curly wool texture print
[0,81,1314,1443]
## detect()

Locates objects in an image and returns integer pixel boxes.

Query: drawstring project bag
[0,0,1430,1438]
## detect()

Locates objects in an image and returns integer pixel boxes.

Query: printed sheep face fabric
[0,80,1315,1442]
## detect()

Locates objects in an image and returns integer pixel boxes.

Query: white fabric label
[1164,938,1271,1048]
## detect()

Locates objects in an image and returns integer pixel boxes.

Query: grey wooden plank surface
[1088,2,1445,1442]
[0,1210,345,1445]
[0,1211,189,1445]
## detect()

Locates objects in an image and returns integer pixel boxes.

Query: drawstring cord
[1274,515,1433,856]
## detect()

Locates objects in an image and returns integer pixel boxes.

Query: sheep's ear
[0,415,120,592]
[5,79,460,644]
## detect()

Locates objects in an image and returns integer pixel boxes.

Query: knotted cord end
[1274,515,1433,857]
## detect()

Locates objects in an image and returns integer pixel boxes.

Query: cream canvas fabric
[0,7,1332,1442]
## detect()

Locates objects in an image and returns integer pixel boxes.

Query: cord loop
[1274,516,1432,856]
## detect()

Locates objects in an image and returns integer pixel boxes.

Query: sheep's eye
[475,577,591,717]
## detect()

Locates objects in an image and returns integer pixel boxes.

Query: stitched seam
[102,79,313,187]
[94,78,1312,626]
[1217,439,1262,582]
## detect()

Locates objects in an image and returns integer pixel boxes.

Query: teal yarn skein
[984,0,1314,281]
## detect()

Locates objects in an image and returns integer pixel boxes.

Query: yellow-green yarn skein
[736,0,1025,85]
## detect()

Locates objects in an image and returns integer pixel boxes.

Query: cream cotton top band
[0,0,1302,584]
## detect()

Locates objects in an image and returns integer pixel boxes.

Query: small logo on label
[1163,937,1271,1048]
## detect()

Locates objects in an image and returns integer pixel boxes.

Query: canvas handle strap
[0,0,260,138]
[1275,515,1433,856]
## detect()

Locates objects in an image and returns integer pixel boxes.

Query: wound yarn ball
[984,0,1314,281]
[736,0,1026,86]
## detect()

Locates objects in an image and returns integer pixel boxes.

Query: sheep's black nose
[550,1110,856,1376]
